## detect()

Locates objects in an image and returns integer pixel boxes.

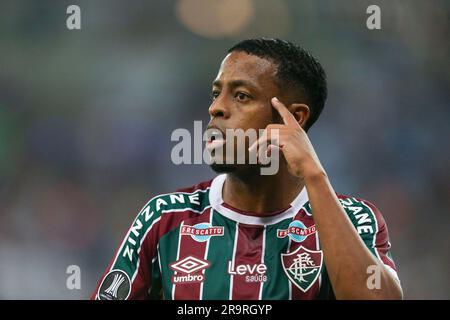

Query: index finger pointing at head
[271,97,297,126]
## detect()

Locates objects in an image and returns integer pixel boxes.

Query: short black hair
[228,38,327,131]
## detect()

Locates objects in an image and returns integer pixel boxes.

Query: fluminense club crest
[281,246,323,293]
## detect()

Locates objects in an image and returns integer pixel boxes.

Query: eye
[211,90,220,100]
[235,92,251,102]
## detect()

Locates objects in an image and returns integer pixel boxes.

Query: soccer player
[92,38,403,300]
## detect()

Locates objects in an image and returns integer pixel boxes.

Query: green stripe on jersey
[158,225,182,300]
[201,210,238,299]
[262,218,292,300]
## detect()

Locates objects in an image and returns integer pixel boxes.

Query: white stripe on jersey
[199,208,213,300]
[229,222,240,300]
[171,221,184,300]
[258,226,267,300]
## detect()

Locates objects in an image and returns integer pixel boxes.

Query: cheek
[236,103,273,131]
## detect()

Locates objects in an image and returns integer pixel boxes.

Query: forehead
[214,51,278,88]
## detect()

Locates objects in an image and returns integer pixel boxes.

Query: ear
[289,103,310,128]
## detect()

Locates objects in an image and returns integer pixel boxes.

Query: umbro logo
[169,256,210,284]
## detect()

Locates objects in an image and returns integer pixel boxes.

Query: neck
[222,166,304,216]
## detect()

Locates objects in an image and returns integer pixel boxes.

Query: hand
[249,97,325,180]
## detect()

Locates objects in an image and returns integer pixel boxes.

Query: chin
[209,163,237,173]
[209,163,262,177]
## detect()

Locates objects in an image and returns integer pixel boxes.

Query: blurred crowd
[0,0,449,299]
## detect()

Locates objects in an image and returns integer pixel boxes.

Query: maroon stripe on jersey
[361,200,397,271]
[129,224,159,299]
[289,209,321,300]
[173,208,212,300]
[158,211,193,239]
[231,223,265,300]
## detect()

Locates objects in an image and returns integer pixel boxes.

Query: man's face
[206,51,282,173]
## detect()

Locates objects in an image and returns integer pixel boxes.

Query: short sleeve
[338,196,400,283]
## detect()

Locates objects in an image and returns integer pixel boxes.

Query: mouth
[206,138,226,150]
[205,126,226,149]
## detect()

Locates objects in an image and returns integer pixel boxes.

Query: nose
[208,98,230,119]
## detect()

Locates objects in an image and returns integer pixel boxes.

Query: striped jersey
[92,174,399,300]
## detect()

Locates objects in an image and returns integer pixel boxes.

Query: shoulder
[109,179,214,267]
[119,179,214,259]
[136,178,213,223]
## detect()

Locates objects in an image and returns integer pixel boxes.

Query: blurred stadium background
[0,0,449,299]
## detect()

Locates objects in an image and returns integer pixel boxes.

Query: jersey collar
[209,174,309,226]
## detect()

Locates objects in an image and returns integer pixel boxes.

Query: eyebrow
[212,79,258,91]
